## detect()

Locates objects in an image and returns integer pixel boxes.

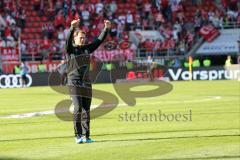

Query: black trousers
[68,82,92,138]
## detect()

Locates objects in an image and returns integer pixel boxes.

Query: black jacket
[65,26,108,84]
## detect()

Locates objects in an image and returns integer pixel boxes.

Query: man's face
[74,32,86,46]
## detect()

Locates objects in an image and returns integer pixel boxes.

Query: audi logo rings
[0,74,32,89]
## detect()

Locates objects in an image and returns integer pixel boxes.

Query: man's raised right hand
[71,19,80,28]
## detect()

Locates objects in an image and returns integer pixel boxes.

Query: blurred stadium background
[0,0,240,160]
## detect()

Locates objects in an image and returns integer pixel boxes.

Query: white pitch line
[0,96,229,119]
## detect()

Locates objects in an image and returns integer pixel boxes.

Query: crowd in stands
[0,0,239,60]
[0,0,26,47]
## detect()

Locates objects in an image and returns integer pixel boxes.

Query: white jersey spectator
[5,14,16,26]
[126,11,133,24]
[0,15,6,27]
[57,28,65,41]
[118,14,126,25]
[211,15,223,29]
[109,1,117,13]
[20,41,27,55]
[82,10,90,21]
[95,2,104,14]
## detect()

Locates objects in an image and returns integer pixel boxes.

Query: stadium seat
[137,72,143,78]
[126,71,136,80]
[143,72,148,78]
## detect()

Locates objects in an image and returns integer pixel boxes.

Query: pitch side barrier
[167,65,240,81]
[0,74,32,89]
[0,65,239,88]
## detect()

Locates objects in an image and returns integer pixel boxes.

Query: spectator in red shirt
[237,13,240,25]
[155,12,165,27]
[89,25,100,41]
[4,26,14,41]
[162,0,169,9]
[153,39,161,54]
[54,11,65,29]
[65,15,72,28]
[143,39,154,56]
[221,0,228,11]
[39,36,51,59]
[144,2,152,19]
[4,0,13,14]
[54,0,63,13]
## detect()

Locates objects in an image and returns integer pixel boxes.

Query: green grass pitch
[0,80,239,160]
